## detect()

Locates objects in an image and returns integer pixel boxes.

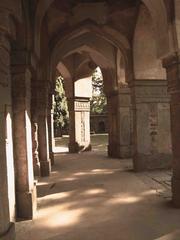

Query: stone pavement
[138,170,172,200]
[15,151,180,240]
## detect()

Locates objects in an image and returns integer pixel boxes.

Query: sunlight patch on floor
[105,194,142,205]
[82,188,106,196]
[38,192,73,201]
[42,208,88,228]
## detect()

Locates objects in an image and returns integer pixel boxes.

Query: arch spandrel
[51,32,118,71]
[133,3,166,80]
[141,0,170,57]
[35,0,171,58]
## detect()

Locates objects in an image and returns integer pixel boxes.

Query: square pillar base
[119,145,132,159]
[16,182,37,220]
[0,223,15,240]
[34,163,41,177]
[80,143,92,152]
[172,177,180,208]
[108,143,120,158]
[40,160,51,177]
[69,142,80,153]
[133,153,172,172]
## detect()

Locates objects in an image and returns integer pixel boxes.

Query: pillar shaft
[68,98,78,152]
[38,84,51,176]
[131,80,172,171]
[48,94,55,165]
[118,87,132,158]
[0,29,15,239]
[163,52,180,207]
[12,67,37,219]
[31,80,40,176]
[68,98,91,152]
[107,91,120,158]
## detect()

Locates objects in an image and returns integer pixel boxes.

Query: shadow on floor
[16,151,180,240]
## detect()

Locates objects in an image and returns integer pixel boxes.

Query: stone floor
[15,150,180,240]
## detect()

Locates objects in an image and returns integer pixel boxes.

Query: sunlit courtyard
[54,134,108,153]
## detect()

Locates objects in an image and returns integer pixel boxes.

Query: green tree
[90,67,107,114]
[53,76,69,136]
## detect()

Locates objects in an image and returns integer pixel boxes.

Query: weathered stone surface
[48,95,55,166]
[119,87,132,158]
[31,80,40,177]
[12,67,37,219]
[0,28,15,240]
[68,97,91,153]
[132,80,172,171]
[37,83,52,177]
[0,223,15,240]
[163,52,180,207]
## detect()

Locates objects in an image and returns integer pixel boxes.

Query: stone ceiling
[45,0,140,44]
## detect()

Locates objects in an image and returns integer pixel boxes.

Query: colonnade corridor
[16,144,180,240]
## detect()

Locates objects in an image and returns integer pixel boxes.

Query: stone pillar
[68,98,78,152]
[48,94,55,165]
[68,98,91,153]
[0,23,15,239]
[131,80,172,171]
[31,81,40,177]
[118,87,132,158]
[107,90,120,158]
[38,84,51,176]
[12,67,37,219]
[163,52,180,207]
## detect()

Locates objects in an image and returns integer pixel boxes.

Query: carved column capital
[36,82,49,111]
[163,51,180,94]
[162,51,180,68]
[12,67,31,98]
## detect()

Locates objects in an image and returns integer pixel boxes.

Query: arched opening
[90,66,108,153]
[53,75,70,153]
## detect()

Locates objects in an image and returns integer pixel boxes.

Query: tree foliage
[90,67,107,114]
[53,76,69,134]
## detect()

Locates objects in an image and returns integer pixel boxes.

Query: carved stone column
[0,21,15,239]
[31,80,40,176]
[68,98,91,153]
[48,94,55,165]
[163,52,180,207]
[12,66,37,219]
[107,90,120,158]
[118,86,132,158]
[68,98,78,152]
[38,83,51,176]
